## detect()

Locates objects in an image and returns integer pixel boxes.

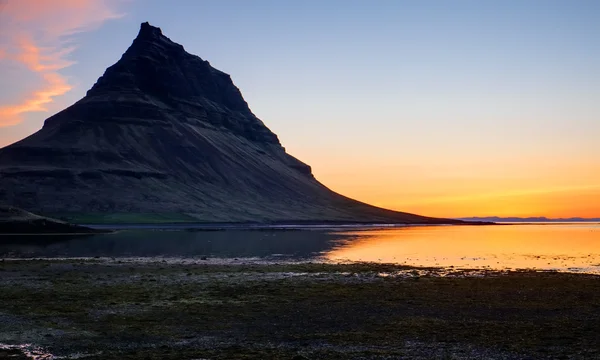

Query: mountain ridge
[0,22,464,225]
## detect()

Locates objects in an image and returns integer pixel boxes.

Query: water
[1,224,599,273]
[324,223,600,273]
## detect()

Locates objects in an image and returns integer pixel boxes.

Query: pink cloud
[0,0,125,127]
[0,73,73,127]
[2,0,124,38]
[13,35,76,72]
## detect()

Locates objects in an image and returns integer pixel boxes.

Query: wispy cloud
[0,73,72,125]
[13,35,76,72]
[0,0,125,127]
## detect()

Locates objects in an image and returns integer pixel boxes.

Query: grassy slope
[44,212,466,225]
[44,212,201,224]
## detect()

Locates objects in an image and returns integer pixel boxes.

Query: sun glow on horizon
[307,155,600,219]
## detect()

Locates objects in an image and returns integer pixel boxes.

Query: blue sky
[1,0,599,216]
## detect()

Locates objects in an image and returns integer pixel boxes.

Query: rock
[0,22,460,225]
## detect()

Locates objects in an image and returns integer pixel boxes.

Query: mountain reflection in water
[1,224,598,274]
[0,230,344,260]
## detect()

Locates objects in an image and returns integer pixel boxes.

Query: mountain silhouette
[0,22,460,224]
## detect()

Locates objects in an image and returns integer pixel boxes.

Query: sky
[0,0,599,218]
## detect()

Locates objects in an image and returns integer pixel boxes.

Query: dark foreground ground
[0,260,599,359]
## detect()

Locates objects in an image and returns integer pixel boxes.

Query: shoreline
[1,257,599,276]
[3,221,597,234]
[77,222,495,231]
[0,221,493,235]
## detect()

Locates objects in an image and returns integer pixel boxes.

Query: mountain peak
[137,22,163,39]
[80,22,271,141]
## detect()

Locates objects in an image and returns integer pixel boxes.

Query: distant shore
[461,216,600,223]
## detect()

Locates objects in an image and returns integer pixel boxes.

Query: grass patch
[43,212,202,224]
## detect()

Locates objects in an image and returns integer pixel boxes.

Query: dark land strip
[0,261,599,359]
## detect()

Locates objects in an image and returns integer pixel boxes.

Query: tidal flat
[0,259,599,359]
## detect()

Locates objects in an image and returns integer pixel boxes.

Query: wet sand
[1,259,599,359]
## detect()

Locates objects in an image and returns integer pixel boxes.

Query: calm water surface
[325,224,600,273]
[1,224,598,273]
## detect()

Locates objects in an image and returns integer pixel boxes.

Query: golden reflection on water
[323,224,600,273]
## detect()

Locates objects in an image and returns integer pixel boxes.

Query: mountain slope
[0,22,458,224]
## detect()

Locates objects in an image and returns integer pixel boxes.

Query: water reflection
[1,224,599,274]
[324,224,600,273]
[0,230,343,259]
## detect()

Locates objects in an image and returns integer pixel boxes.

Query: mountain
[0,22,461,224]
[460,216,600,223]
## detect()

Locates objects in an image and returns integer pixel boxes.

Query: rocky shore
[0,260,598,359]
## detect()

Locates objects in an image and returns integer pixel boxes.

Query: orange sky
[302,151,600,218]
